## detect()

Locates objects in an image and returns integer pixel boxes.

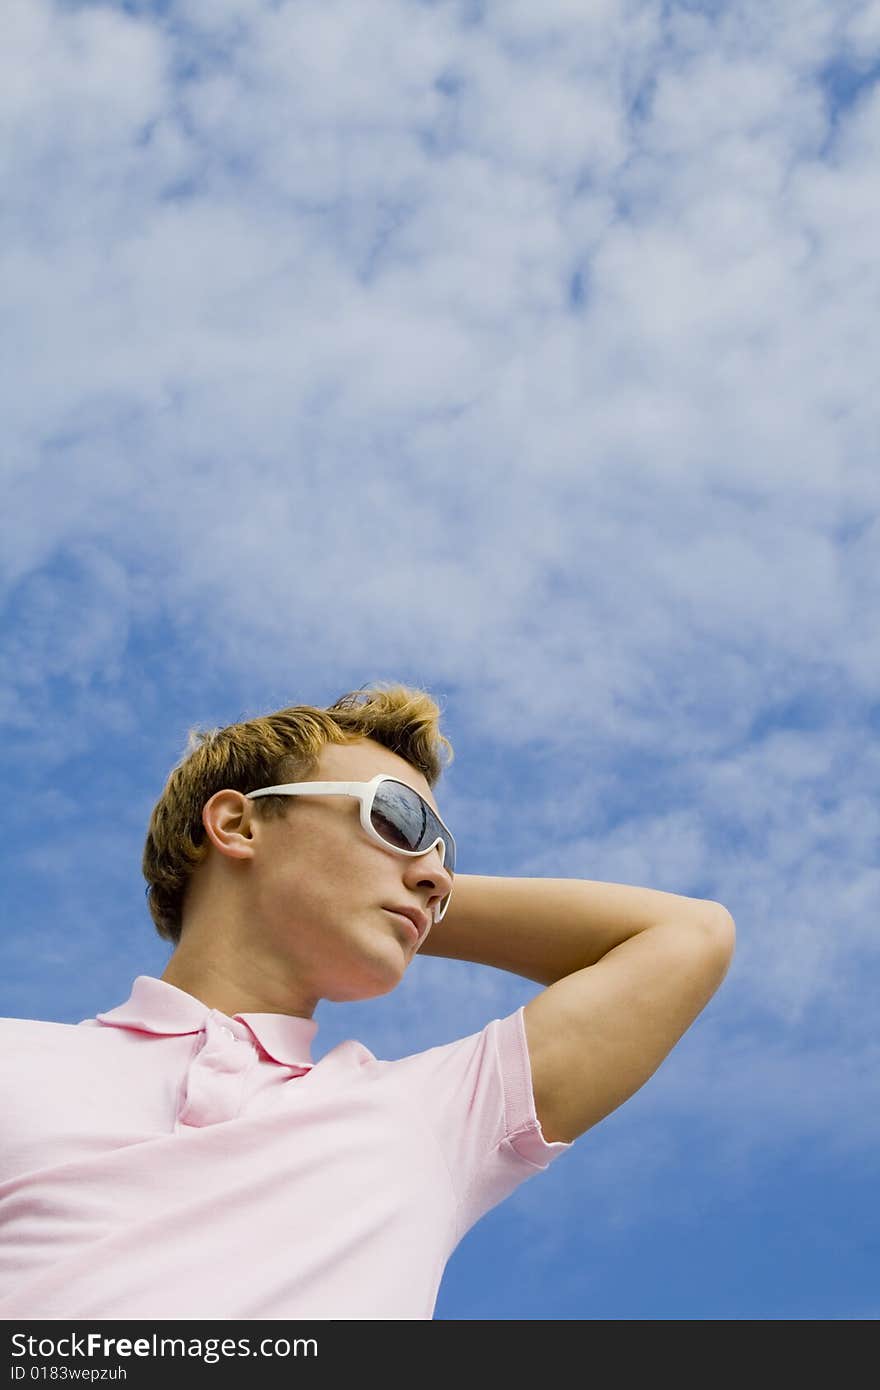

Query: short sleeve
[384,1005,572,1242]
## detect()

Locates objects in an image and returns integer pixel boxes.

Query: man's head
[141,684,455,1014]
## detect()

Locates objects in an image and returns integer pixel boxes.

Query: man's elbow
[699,901,737,970]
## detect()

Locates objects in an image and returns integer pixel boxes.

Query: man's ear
[201,790,257,862]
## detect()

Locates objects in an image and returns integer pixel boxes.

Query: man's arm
[419,874,736,1144]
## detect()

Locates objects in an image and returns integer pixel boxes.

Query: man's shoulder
[364,1008,522,1080]
[0,1013,82,1031]
[0,1015,95,1092]
[0,1013,97,1044]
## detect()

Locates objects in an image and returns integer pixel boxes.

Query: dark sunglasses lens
[371,782,455,872]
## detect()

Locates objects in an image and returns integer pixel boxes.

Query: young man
[0,684,735,1320]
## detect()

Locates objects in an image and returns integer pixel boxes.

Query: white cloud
[845,0,880,59]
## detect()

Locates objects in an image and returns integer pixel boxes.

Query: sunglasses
[245,773,456,921]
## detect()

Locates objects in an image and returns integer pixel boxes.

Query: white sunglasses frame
[245,772,456,922]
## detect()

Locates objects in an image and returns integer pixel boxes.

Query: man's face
[245,736,454,1004]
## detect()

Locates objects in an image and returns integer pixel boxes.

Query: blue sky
[2,0,879,1320]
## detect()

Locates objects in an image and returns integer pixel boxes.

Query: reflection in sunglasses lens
[371,809,412,850]
[371,781,454,871]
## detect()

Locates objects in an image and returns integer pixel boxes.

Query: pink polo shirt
[0,976,570,1320]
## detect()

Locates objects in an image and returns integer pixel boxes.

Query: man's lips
[383,907,429,942]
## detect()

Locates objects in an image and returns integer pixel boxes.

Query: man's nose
[407,842,453,892]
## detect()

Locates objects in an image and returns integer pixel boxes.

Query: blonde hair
[142,682,454,945]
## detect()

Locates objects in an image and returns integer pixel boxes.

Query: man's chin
[321,956,409,1004]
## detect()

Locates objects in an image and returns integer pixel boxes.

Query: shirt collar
[94,975,318,1069]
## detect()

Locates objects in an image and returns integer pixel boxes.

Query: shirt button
[219,1026,234,1041]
